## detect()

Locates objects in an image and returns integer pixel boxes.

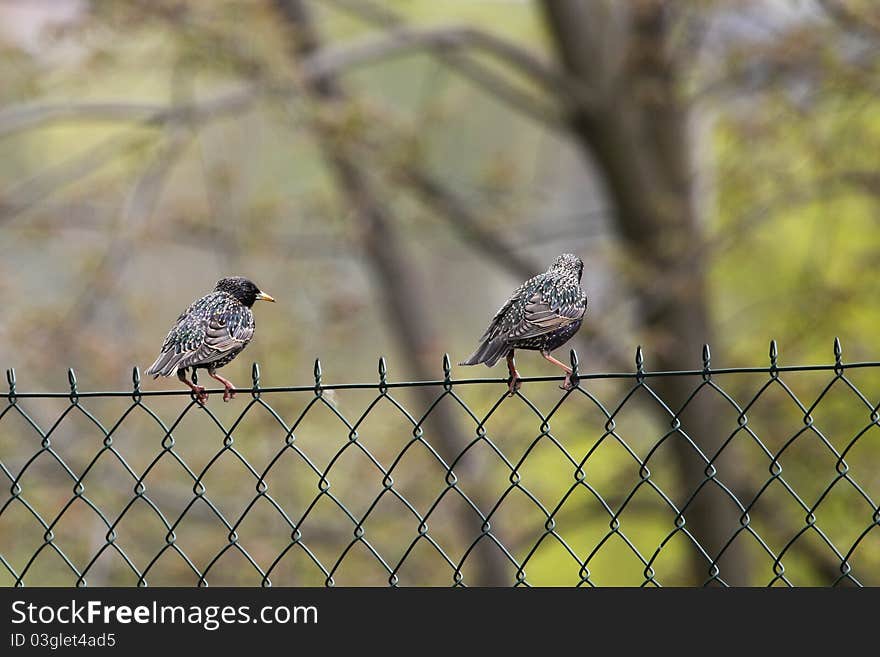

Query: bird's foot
[192,385,208,405]
[222,385,236,402]
[507,375,522,396]
[560,373,577,391]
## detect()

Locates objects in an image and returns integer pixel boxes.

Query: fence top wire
[0,340,871,398]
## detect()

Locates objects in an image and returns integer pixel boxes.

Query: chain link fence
[2,342,879,587]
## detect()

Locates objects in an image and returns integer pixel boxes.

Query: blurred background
[2,0,880,586]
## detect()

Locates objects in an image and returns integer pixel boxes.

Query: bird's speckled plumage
[460,254,587,368]
[145,277,272,395]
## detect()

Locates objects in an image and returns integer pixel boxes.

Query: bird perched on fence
[460,253,587,395]
[145,276,275,404]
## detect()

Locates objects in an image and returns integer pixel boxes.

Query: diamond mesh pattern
[2,343,879,587]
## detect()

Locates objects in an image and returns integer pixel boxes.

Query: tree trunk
[541,0,750,585]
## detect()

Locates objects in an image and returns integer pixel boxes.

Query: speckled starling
[145,276,275,404]
[460,253,587,394]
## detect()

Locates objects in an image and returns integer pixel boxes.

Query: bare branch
[432,51,565,129]
[0,88,259,139]
[0,23,580,141]
[52,130,191,342]
[0,102,165,137]
[324,0,565,129]
[402,168,543,278]
[816,0,880,41]
[0,130,153,226]
[299,23,594,111]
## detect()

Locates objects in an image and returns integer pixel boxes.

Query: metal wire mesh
[2,341,880,587]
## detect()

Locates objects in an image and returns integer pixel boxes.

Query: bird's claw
[507,376,522,396]
[222,387,236,402]
[193,386,208,405]
[560,374,577,391]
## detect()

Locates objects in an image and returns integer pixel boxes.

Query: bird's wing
[506,286,586,341]
[181,309,254,368]
[477,289,523,343]
[146,294,255,376]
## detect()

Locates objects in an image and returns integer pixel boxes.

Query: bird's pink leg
[209,371,237,402]
[541,351,576,390]
[178,369,208,404]
[506,350,522,395]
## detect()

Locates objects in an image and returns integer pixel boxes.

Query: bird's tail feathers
[459,338,508,368]
[145,351,182,378]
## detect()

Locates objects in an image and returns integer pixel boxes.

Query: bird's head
[215,276,276,307]
[549,253,584,282]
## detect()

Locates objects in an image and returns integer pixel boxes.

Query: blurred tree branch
[0,13,583,144]
[0,102,168,137]
[0,12,586,242]
[39,130,192,371]
[0,23,574,141]
[0,130,154,226]
[38,65,198,367]
[324,0,565,129]
[401,168,542,277]
[298,24,581,104]
[816,0,880,41]
[0,91,259,140]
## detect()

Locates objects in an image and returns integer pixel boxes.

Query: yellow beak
[255,291,276,303]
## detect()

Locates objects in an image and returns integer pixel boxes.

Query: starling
[460,253,587,394]
[145,276,275,404]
